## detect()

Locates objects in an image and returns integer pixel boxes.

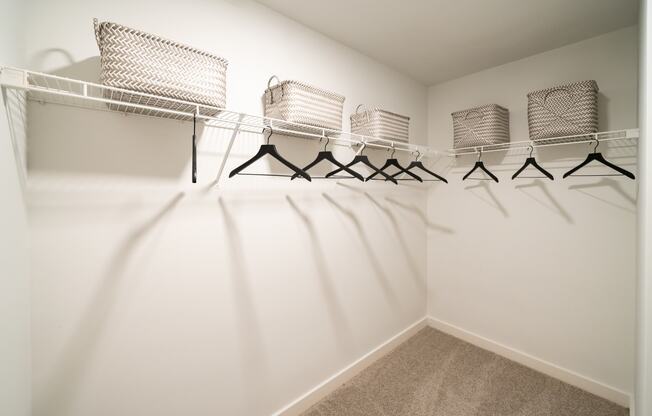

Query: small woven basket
[94,19,228,116]
[451,104,509,149]
[350,105,410,143]
[527,80,598,140]
[264,76,345,132]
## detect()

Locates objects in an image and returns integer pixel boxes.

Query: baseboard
[426,316,632,408]
[273,317,428,416]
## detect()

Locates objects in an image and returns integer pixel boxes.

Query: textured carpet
[302,327,628,416]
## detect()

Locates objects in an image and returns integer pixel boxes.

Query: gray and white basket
[527,80,598,140]
[94,19,228,116]
[451,104,510,149]
[264,76,345,132]
[351,105,410,143]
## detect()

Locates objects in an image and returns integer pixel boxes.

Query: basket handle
[93,18,102,50]
[463,110,483,122]
[267,75,281,90]
[352,104,370,127]
[543,87,574,105]
[267,75,283,104]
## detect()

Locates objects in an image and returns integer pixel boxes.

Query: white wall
[426,26,638,400]
[21,1,428,415]
[637,1,652,415]
[0,0,30,415]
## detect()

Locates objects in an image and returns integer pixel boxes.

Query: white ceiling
[255,0,639,85]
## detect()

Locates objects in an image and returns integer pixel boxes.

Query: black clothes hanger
[512,145,554,181]
[462,148,499,183]
[367,144,423,183]
[192,113,197,183]
[392,150,448,183]
[563,137,635,180]
[290,136,364,181]
[229,128,311,181]
[325,142,398,184]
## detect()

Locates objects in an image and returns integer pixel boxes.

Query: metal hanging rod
[0,66,440,156]
[450,129,639,156]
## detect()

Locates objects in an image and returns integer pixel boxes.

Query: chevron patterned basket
[264,76,345,132]
[351,105,410,143]
[451,104,510,149]
[527,80,598,140]
[94,19,228,116]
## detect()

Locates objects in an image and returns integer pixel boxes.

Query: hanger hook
[264,127,273,145]
[528,145,534,158]
[322,135,330,151]
[477,147,482,161]
[592,136,600,153]
[389,143,396,159]
[358,141,367,155]
[414,149,420,161]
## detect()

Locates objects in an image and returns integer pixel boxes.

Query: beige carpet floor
[302,327,628,416]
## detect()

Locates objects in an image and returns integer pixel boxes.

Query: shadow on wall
[321,192,401,312]
[36,192,184,416]
[25,57,213,179]
[285,196,355,355]
[27,57,380,181]
[463,181,509,218]
[385,196,455,234]
[362,191,425,290]
[217,197,269,411]
[3,88,28,189]
[33,53,101,83]
[29,101,201,178]
[515,179,574,224]
[598,92,609,132]
[568,178,637,214]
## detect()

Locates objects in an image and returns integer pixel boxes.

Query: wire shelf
[450,129,639,156]
[0,66,438,155]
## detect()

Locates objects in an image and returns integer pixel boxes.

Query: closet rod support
[192,112,197,183]
[213,113,245,187]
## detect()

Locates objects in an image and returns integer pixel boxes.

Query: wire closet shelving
[0,66,640,171]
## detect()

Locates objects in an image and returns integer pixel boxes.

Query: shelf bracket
[213,113,245,187]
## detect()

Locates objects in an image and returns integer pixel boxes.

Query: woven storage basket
[451,104,509,149]
[351,105,410,143]
[94,19,228,116]
[264,76,345,132]
[527,80,598,140]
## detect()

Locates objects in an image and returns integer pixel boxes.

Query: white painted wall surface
[426,27,638,398]
[0,0,30,415]
[21,1,428,415]
[637,1,652,415]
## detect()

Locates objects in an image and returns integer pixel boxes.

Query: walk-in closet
[2,0,652,415]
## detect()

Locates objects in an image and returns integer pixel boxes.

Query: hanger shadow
[384,197,455,234]
[217,197,269,406]
[285,196,355,353]
[321,193,400,310]
[567,178,637,213]
[514,179,573,224]
[363,193,425,289]
[37,192,184,416]
[464,181,509,218]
